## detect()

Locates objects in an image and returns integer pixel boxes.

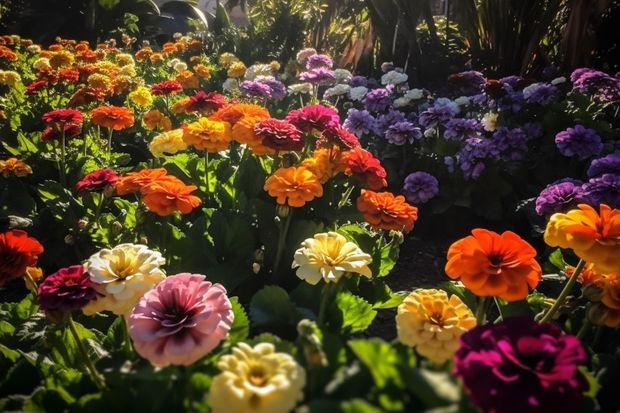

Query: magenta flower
[453,317,588,413]
[76,168,119,194]
[285,104,340,133]
[150,80,183,95]
[37,265,97,312]
[254,118,304,151]
[128,273,234,367]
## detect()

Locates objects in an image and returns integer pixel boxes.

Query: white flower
[522,82,541,100]
[551,76,567,85]
[381,70,409,85]
[404,88,424,100]
[292,232,372,285]
[287,82,314,95]
[454,96,471,106]
[173,61,188,73]
[481,112,499,132]
[245,63,273,80]
[166,58,181,68]
[333,68,353,83]
[27,45,41,54]
[222,77,240,94]
[348,86,368,101]
[393,97,410,108]
[33,57,51,71]
[323,84,350,99]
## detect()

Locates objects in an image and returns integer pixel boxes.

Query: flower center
[429,312,444,326]
[248,364,269,387]
[488,254,502,267]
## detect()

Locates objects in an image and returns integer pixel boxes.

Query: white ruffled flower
[323,84,350,99]
[551,76,567,85]
[404,88,424,100]
[481,112,499,132]
[454,96,471,106]
[173,61,188,73]
[33,57,51,71]
[222,77,240,94]
[381,70,409,85]
[348,85,368,101]
[333,68,353,84]
[245,63,273,80]
[287,82,314,95]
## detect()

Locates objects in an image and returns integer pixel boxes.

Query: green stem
[67,315,106,389]
[317,283,338,328]
[337,184,355,210]
[122,316,134,357]
[204,150,211,204]
[106,127,113,166]
[475,296,490,325]
[273,208,293,280]
[576,319,592,340]
[540,259,585,323]
[93,191,105,227]
[59,128,67,187]
[160,216,169,263]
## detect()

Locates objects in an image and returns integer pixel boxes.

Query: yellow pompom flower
[544,204,620,273]
[128,85,154,107]
[264,166,323,207]
[182,117,232,153]
[49,50,74,69]
[0,70,21,86]
[87,73,112,92]
[149,128,188,157]
[208,342,306,413]
[227,61,247,78]
[82,243,166,316]
[292,231,372,285]
[396,288,476,364]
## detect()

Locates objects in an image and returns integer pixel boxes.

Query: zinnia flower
[316,125,360,150]
[129,273,233,367]
[285,104,339,133]
[42,108,84,126]
[396,289,476,363]
[83,243,166,316]
[402,171,439,204]
[150,79,183,95]
[37,265,97,312]
[184,90,226,115]
[208,342,306,413]
[264,166,323,207]
[544,203,620,273]
[535,178,587,216]
[149,128,188,157]
[292,231,372,285]
[356,190,418,233]
[142,109,172,131]
[141,178,202,216]
[75,168,119,194]
[182,117,232,153]
[453,317,588,413]
[340,147,387,190]
[0,229,44,286]
[0,158,32,177]
[90,105,135,130]
[254,118,304,151]
[555,124,603,160]
[445,229,542,301]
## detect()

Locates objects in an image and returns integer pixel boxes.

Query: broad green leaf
[228,297,250,343]
[332,292,376,334]
[249,286,302,329]
[348,338,401,389]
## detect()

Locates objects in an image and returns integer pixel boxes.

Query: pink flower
[285,104,340,133]
[37,265,97,313]
[76,168,119,194]
[128,273,234,367]
[255,118,304,151]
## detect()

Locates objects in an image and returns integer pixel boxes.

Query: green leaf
[403,367,460,407]
[228,297,250,343]
[348,338,401,389]
[548,248,566,271]
[98,0,120,9]
[341,399,383,413]
[333,292,376,334]
[249,286,302,329]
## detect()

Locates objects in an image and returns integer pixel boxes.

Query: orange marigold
[90,105,135,130]
[211,103,269,126]
[142,109,172,131]
[176,69,199,89]
[544,204,620,273]
[142,179,202,216]
[0,158,33,177]
[264,166,323,207]
[356,190,418,233]
[182,117,232,153]
[445,228,542,301]
[115,168,170,195]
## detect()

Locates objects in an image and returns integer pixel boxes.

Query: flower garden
[0,12,620,413]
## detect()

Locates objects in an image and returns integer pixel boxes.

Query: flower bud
[276,204,290,218]
[77,218,89,230]
[111,221,123,236]
[64,234,75,245]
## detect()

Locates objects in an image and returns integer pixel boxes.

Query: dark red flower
[67,86,108,107]
[184,91,226,114]
[0,229,44,286]
[484,79,507,100]
[151,80,183,96]
[37,265,97,312]
[454,317,588,413]
[317,125,360,149]
[340,146,388,190]
[76,168,120,194]
[285,104,340,133]
[42,109,84,126]
[254,118,304,151]
[25,79,47,95]
[41,124,82,141]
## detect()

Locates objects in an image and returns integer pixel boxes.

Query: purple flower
[418,105,456,129]
[129,273,234,367]
[587,152,620,178]
[298,67,336,85]
[522,82,558,105]
[239,79,272,99]
[37,265,97,312]
[402,172,439,204]
[363,88,392,113]
[256,75,287,100]
[349,75,369,87]
[492,127,529,161]
[535,178,587,215]
[343,108,375,137]
[522,122,543,139]
[555,125,603,160]
[582,173,620,209]
[571,67,620,101]
[444,118,482,141]
[372,109,406,136]
[457,137,499,180]
[447,71,486,96]
[453,317,588,413]
[305,53,333,69]
[385,121,422,145]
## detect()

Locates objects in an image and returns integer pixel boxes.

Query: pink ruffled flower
[128,273,234,367]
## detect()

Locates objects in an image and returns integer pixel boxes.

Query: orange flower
[176,69,199,89]
[182,117,232,153]
[211,103,269,126]
[340,147,387,190]
[544,204,620,273]
[90,105,135,130]
[0,157,32,177]
[232,114,275,155]
[143,109,172,131]
[264,166,323,207]
[115,168,169,195]
[142,179,202,216]
[565,262,602,286]
[445,229,542,301]
[300,146,344,184]
[356,190,418,233]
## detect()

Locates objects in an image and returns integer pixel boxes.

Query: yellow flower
[49,50,74,69]
[87,73,112,91]
[82,243,166,316]
[227,61,247,78]
[0,158,32,177]
[115,53,134,66]
[128,85,154,107]
[208,342,306,413]
[396,288,476,364]
[149,128,188,157]
[33,57,51,72]
[292,232,372,285]
[0,70,21,86]
[300,146,343,184]
[182,117,232,153]
[264,166,323,207]
[218,52,239,67]
[544,204,620,273]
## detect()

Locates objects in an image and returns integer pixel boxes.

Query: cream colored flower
[149,128,188,157]
[83,243,166,316]
[33,57,51,72]
[208,342,306,413]
[292,232,372,285]
[481,112,499,132]
[396,288,476,364]
[0,70,21,86]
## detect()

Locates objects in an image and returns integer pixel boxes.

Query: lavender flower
[305,53,333,69]
[363,88,392,112]
[343,108,375,137]
[298,67,336,85]
[587,153,620,178]
[492,127,529,161]
[418,105,456,129]
[555,125,603,160]
[403,172,439,204]
[571,68,620,101]
[349,75,369,87]
[385,121,422,145]
[457,137,499,180]
[535,178,587,216]
[522,82,559,105]
[443,118,482,141]
[582,173,620,209]
[256,75,287,100]
[372,109,406,136]
[239,79,272,99]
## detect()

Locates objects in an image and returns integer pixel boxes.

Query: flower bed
[1,33,620,412]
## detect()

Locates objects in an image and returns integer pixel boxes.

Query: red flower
[317,125,360,149]
[67,86,108,107]
[42,109,84,126]
[25,79,47,95]
[41,124,82,141]
[76,168,120,194]
[254,118,304,151]
[0,229,44,286]
[151,80,183,95]
[184,91,226,114]
[37,265,97,312]
[340,146,388,190]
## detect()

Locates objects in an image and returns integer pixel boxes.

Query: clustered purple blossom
[372,109,406,136]
[587,152,620,178]
[239,79,272,99]
[418,105,456,129]
[555,124,603,160]
[582,173,620,209]
[456,136,499,180]
[522,82,559,105]
[492,127,529,161]
[385,121,422,145]
[571,67,620,101]
[443,118,481,141]
[535,178,587,215]
[298,67,336,85]
[402,171,439,204]
[363,88,392,112]
[343,108,375,137]
[305,53,333,69]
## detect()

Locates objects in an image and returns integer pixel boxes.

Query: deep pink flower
[151,80,183,96]
[42,109,84,126]
[285,104,340,133]
[37,265,97,312]
[317,125,360,149]
[76,168,119,194]
[255,118,304,151]
[128,273,234,367]
[453,317,588,413]
[184,91,226,114]
[41,124,83,141]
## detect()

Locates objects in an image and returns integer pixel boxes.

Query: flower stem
[67,315,106,389]
[317,283,339,328]
[122,316,134,357]
[106,127,113,166]
[59,129,67,187]
[475,296,490,325]
[577,319,592,340]
[204,150,211,204]
[337,184,355,210]
[273,208,293,280]
[540,259,585,323]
